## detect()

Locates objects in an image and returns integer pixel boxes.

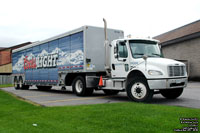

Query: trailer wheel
[160,88,183,99]
[19,77,23,89]
[103,90,119,95]
[19,77,29,90]
[126,78,153,102]
[72,76,93,96]
[14,77,19,90]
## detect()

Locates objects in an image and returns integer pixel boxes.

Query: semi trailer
[12,20,188,102]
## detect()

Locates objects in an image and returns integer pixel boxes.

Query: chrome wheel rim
[131,82,147,99]
[75,80,83,93]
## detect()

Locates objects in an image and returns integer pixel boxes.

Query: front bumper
[147,77,188,90]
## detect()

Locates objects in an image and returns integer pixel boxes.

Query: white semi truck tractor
[12,19,188,102]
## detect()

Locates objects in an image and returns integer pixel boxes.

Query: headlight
[148,70,163,75]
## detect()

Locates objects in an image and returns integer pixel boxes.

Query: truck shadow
[150,97,183,104]
[30,88,184,105]
[31,88,74,94]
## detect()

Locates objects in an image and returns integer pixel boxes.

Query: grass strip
[0,90,199,133]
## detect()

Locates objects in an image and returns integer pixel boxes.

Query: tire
[103,90,120,95]
[160,88,183,99]
[19,77,29,90]
[72,76,94,96]
[126,78,153,102]
[14,77,19,90]
[18,77,23,90]
[37,86,52,90]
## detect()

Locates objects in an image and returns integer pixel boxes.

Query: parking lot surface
[1,82,200,108]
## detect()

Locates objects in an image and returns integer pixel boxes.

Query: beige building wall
[0,63,12,73]
[162,37,200,80]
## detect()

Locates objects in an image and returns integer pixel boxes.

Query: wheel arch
[126,70,147,87]
[65,73,86,86]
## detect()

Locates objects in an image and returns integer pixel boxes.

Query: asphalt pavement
[1,82,200,108]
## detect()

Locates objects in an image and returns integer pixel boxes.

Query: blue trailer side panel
[39,43,49,83]
[57,36,71,70]
[70,32,84,70]
[48,40,58,83]
[58,32,83,71]
[12,50,25,74]
[32,45,40,82]
[12,31,84,85]
[25,48,33,81]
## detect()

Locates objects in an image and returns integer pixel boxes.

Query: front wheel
[126,78,153,102]
[72,76,93,96]
[160,88,183,99]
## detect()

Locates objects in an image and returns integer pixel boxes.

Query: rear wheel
[72,76,93,96]
[103,90,119,95]
[19,78,23,89]
[126,78,153,102]
[160,88,183,99]
[19,77,29,90]
[14,77,19,90]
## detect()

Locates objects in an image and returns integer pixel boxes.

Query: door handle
[112,64,115,70]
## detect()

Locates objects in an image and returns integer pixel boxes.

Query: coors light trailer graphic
[12,26,124,92]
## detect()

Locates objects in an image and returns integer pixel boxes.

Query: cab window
[118,42,128,58]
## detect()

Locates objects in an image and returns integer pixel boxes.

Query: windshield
[129,40,161,58]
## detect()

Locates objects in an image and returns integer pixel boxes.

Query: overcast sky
[0,0,199,47]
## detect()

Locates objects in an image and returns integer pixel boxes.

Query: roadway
[1,82,200,108]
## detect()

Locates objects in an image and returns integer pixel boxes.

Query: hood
[146,58,185,66]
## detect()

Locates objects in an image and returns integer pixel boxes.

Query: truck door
[111,41,129,78]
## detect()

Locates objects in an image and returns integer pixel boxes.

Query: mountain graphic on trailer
[13,48,84,72]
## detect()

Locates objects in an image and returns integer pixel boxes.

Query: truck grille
[168,66,185,77]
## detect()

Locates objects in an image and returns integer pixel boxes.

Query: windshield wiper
[133,53,144,55]
[151,53,161,56]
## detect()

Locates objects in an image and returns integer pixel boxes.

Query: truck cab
[101,38,188,102]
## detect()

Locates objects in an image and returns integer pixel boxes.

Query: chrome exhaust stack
[103,18,108,41]
[103,18,111,76]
